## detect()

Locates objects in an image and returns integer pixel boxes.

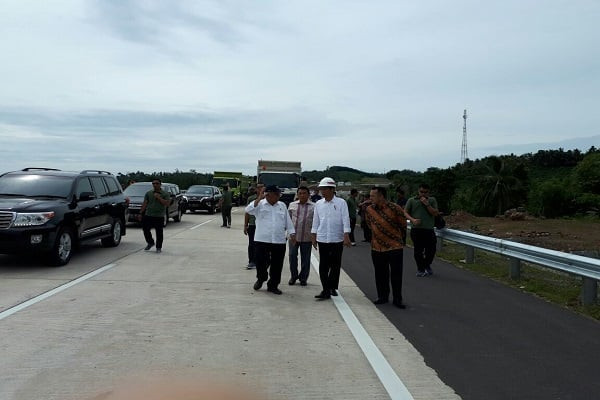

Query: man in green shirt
[404,183,440,277]
[139,179,171,253]
[219,184,233,228]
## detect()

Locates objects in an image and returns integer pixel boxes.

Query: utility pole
[461,109,468,163]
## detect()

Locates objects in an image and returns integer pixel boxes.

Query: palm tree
[476,156,528,215]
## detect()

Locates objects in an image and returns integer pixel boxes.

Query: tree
[475,156,529,216]
[528,180,574,217]
[573,153,600,194]
[423,167,456,213]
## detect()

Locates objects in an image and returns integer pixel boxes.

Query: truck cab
[257,160,302,206]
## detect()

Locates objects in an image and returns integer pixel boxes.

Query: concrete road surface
[0,209,459,400]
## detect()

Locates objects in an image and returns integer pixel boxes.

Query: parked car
[0,168,128,266]
[123,182,185,226]
[184,185,222,214]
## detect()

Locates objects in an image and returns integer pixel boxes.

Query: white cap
[318,177,336,188]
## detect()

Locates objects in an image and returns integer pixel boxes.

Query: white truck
[257,160,302,205]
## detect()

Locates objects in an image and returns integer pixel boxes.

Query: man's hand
[243,226,248,235]
[257,186,266,200]
[343,234,352,247]
[289,234,296,246]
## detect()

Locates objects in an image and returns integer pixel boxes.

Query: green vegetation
[116,146,600,218]
[117,169,212,189]
[437,242,600,320]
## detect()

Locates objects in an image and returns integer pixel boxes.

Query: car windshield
[123,184,153,196]
[0,175,73,198]
[187,186,213,195]
[212,178,238,188]
[258,173,299,188]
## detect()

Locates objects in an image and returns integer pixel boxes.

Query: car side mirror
[79,191,96,201]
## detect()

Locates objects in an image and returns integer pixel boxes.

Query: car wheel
[174,207,182,222]
[163,212,169,227]
[101,218,122,247]
[48,226,74,266]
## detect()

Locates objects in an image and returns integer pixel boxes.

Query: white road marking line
[310,252,414,400]
[190,219,215,230]
[0,263,118,321]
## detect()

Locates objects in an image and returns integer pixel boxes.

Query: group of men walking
[243,177,441,308]
[139,177,442,309]
[244,177,352,299]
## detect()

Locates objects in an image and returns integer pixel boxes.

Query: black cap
[265,185,281,193]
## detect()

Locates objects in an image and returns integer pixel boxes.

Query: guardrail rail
[433,227,600,305]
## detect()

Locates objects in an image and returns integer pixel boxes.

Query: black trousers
[410,228,437,272]
[142,215,164,249]
[317,242,344,291]
[255,241,286,289]
[361,220,372,242]
[371,249,404,302]
[247,225,256,264]
[221,206,232,226]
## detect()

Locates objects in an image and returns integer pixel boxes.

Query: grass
[435,241,600,321]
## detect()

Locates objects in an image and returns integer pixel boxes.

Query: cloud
[1,1,599,177]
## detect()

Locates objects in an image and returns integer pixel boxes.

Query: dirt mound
[443,210,600,253]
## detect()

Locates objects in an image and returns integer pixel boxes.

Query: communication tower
[461,109,468,163]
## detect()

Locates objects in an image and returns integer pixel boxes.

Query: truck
[211,171,249,206]
[257,160,302,205]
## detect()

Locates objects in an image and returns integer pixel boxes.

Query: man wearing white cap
[311,177,352,299]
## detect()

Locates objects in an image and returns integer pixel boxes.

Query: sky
[1,0,599,177]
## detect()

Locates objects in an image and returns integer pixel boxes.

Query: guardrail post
[436,237,443,252]
[582,278,598,305]
[509,258,521,279]
[465,246,475,264]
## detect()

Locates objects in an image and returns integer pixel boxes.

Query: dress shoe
[373,298,388,305]
[267,287,283,295]
[144,243,154,251]
[288,278,297,285]
[300,280,307,286]
[314,291,331,299]
[393,301,407,309]
[253,280,264,290]
[330,289,338,296]
[156,248,162,253]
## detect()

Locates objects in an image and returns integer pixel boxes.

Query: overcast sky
[1,1,599,176]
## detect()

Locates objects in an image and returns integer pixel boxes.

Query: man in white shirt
[245,185,296,295]
[311,177,352,299]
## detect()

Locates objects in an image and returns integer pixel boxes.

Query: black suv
[123,182,185,226]
[184,185,222,214]
[0,168,128,266]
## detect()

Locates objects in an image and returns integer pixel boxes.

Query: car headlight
[13,212,55,227]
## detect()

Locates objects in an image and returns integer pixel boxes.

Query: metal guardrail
[433,227,600,305]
